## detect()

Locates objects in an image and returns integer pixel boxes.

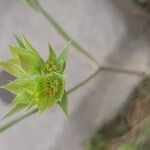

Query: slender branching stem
[100,66,146,77]
[0,108,38,133]
[67,68,100,94]
[36,3,99,66]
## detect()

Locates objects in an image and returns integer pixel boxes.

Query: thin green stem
[100,66,146,77]
[67,68,100,94]
[0,66,146,133]
[68,66,146,94]
[36,3,99,66]
[0,108,38,133]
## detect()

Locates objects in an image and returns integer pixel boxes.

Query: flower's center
[43,61,57,73]
[45,79,59,97]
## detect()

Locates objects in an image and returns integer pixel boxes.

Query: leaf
[14,35,39,55]
[0,59,28,78]
[12,36,43,64]
[3,78,34,94]
[9,46,33,58]
[12,92,31,105]
[19,53,42,75]
[13,34,25,48]
[57,91,68,116]
[48,44,57,62]
[57,42,70,73]
[21,36,41,57]
[9,45,44,70]
[3,104,27,119]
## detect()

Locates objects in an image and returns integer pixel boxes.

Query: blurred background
[0,0,150,150]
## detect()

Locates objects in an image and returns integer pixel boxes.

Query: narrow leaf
[19,53,41,75]
[12,92,31,105]
[48,44,57,61]
[22,36,40,57]
[0,59,28,78]
[9,46,33,58]
[57,91,68,116]
[57,42,70,73]
[3,78,33,94]
[13,34,25,48]
[9,46,44,69]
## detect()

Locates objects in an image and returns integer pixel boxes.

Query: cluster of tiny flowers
[45,79,59,96]
[43,60,57,73]
[0,36,69,117]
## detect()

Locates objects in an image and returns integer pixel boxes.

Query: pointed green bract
[0,35,69,118]
[0,59,28,78]
[10,37,45,76]
[12,92,31,105]
[48,44,57,61]
[9,46,33,58]
[57,91,68,116]
[3,78,34,94]
[14,34,25,48]
[10,35,44,64]
[13,35,44,63]
[9,46,43,65]
[21,36,41,57]
[19,53,42,75]
[57,42,70,73]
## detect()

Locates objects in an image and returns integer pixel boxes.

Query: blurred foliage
[134,0,150,13]
[86,77,150,150]
[86,135,107,150]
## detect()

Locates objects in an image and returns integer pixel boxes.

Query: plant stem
[36,3,99,66]
[100,66,146,77]
[0,108,38,133]
[0,66,146,133]
[68,66,146,94]
[67,68,100,94]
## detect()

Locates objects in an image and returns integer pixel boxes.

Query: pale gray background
[0,0,150,150]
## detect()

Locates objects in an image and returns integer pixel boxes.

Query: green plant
[0,0,149,134]
[0,36,70,117]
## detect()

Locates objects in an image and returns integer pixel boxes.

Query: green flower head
[0,35,70,117]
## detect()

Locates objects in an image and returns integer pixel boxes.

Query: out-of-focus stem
[36,2,99,66]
